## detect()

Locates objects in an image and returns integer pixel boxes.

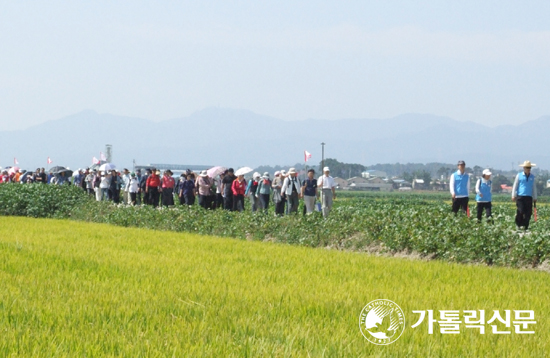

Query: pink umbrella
[207,166,226,178]
[8,166,20,175]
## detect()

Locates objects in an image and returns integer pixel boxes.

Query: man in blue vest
[450,160,470,214]
[475,169,493,222]
[512,160,538,230]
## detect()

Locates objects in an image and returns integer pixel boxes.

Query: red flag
[14,157,18,165]
[92,157,100,165]
[47,157,53,164]
[304,150,312,162]
[100,152,106,161]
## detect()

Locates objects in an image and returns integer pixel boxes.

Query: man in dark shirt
[221,168,236,211]
[140,169,150,205]
[302,169,318,214]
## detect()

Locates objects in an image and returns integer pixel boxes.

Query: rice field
[0,216,549,357]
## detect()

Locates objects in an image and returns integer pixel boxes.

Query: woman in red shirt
[231,174,246,212]
[146,169,161,208]
[161,170,175,207]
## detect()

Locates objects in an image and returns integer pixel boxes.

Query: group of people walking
[450,160,538,230]
[2,160,542,227]
[61,166,339,218]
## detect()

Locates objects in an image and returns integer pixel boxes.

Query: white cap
[482,169,492,176]
[323,166,330,172]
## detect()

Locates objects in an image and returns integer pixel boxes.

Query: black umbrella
[56,169,73,177]
[49,166,66,174]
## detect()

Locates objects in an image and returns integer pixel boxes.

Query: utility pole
[321,142,325,172]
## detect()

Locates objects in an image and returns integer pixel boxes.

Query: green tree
[319,158,366,178]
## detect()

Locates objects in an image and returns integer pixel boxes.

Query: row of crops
[0,183,548,268]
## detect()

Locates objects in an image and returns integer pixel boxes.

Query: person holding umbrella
[450,160,470,215]
[512,160,537,231]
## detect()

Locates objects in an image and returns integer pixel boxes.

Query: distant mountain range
[1,107,549,171]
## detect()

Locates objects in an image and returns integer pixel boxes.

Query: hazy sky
[1,1,549,130]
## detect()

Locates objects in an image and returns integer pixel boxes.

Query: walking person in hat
[512,160,538,230]
[475,169,493,223]
[160,170,175,207]
[146,169,161,208]
[246,172,262,212]
[281,168,302,214]
[256,172,272,213]
[272,171,285,216]
[221,168,236,211]
[128,172,140,206]
[450,160,470,215]
[317,167,337,218]
[196,170,214,209]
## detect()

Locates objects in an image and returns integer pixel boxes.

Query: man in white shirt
[317,166,337,218]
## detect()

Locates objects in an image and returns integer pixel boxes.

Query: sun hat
[519,160,536,167]
[199,170,208,177]
[280,170,286,176]
[288,168,297,175]
[323,166,330,172]
[155,170,161,175]
[131,172,136,177]
[482,169,492,176]
[274,171,280,176]
[253,172,261,179]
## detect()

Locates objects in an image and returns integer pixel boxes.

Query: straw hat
[288,168,297,175]
[519,160,536,168]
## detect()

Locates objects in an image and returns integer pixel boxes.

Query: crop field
[1,184,550,268]
[0,216,549,357]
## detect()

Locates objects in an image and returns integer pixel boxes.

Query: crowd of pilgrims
[0,166,338,217]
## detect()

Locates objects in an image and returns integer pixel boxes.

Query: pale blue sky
[0,1,549,130]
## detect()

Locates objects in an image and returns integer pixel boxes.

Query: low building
[347,176,369,185]
[333,177,348,189]
[432,180,449,191]
[348,177,393,191]
[361,170,387,179]
[412,179,427,190]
